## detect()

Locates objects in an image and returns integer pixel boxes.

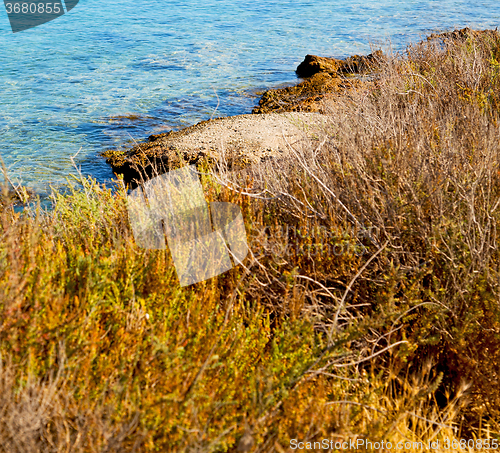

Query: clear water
[0,0,499,196]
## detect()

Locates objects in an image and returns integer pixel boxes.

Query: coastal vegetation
[1,28,500,452]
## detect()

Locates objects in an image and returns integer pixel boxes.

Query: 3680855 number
[4,3,61,14]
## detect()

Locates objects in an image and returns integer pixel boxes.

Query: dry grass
[0,29,499,452]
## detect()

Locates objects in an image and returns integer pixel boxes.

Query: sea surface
[0,0,499,196]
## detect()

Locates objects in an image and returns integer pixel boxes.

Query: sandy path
[105,112,330,182]
[160,112,326,154]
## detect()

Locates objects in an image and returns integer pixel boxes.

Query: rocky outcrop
[103,113,326,186]
[104,50,386,183]
[252,50,383,114]
[295,55,343,78]
[427,27,500,43]
[104,50,385,183]
[252,72,353,114]
[295,51,383,78]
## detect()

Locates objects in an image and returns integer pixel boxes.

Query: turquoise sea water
[0,0,499,195]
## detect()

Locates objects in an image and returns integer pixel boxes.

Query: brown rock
[295,51,383,78]
[252,72,359,114]
[296,54,343,77]
[254,50,382,114]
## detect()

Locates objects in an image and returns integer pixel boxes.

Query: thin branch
[329,240,388,341]
[332,340,408,368]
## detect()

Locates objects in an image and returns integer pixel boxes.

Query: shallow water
[0,0,499,195]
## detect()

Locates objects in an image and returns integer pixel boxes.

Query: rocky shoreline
[103,28,485,185]
[102,49,384,185]
[104,112,329,183]
[252,51,383,114]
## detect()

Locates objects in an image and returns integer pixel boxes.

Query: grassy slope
[1,29,500,452]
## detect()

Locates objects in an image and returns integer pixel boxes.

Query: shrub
[1,29,499,452]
